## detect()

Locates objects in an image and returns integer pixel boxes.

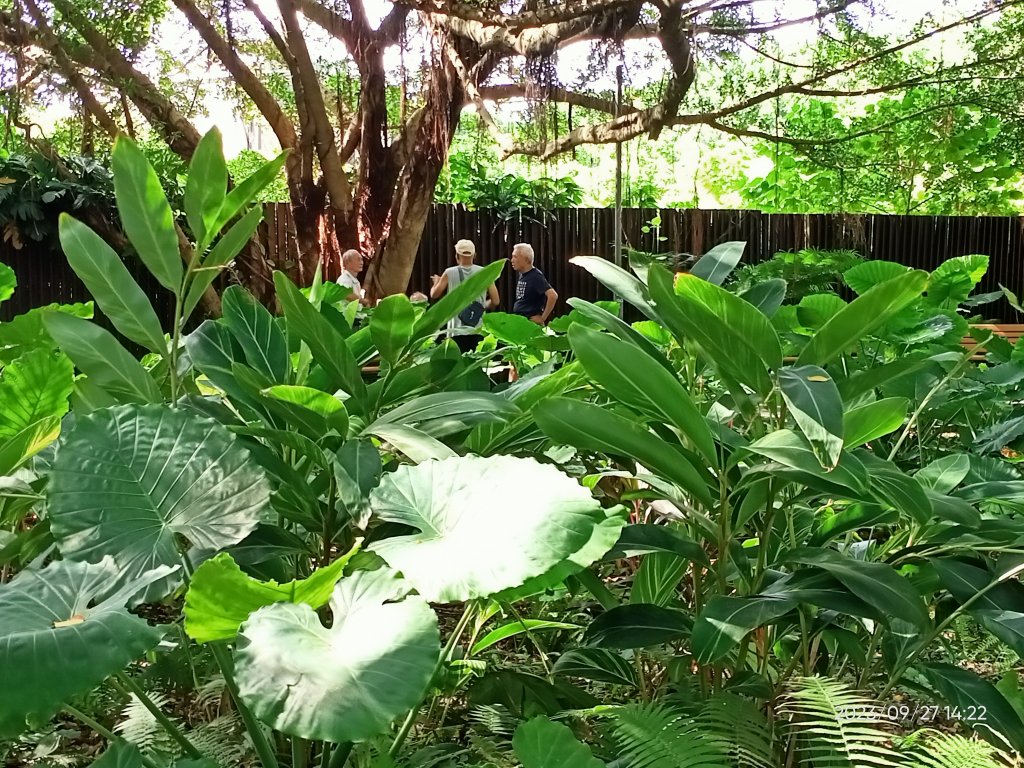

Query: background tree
[3,0,1024,299]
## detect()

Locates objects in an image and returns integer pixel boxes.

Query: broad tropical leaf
[183,128,228,248]
[0,348,73,439]
[235,568,439,742]
[843,397,908,448]
[48,404,270,600]
[920,664,1024,753]
[688,241,745,285]
[513,716,606,768]
[583,604,692,649]
[553,648,638,687]
[370,294,416,363]
[0,558,171,737]
[569,256,658,321]
[692,596,796,664]
[221,286,290,383]
[368,455,609,602]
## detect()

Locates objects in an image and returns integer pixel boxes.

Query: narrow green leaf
[915,454,971,494]
[414,260,504,339]
[796,270,928,367]
[43,313,160,403]
[209,151,289,236]
[183,206,263,321]
[111,136,183,294]
[222,285,290,383]
[471,619,579,655]
[692,596,796,664]
[569,256,658,321]
[604,523,709,566]
[262,385,348,434]
[184,128,228,248]
[59,215,166,353]
[583,604,691,649]
[779,365,844,469]
[920,663,1024,752]
[535,398,713,507]
[688,241,745,285]
[843,397,908,448]
[553,648,638,687]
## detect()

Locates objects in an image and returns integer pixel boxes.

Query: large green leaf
[513,716,606,768]
[184,547,359,643]
[209,151,289,237]
[692,596,796,664]
[779,365,844,469]
[471,619,580,655]
[796,270,928,367]
[334,439,382,526]
[262,385,348,435]
[739,278,786,317]
[553,648,638,687]
[565,298,675,375]
[535,398,713,506]
[0,348,73,439]
[370,294,416,364]
[235,568,439,742]
[368,392,519,439]
[583,604,691,649]
[932,558,1024,657]
[48,404,270,599]
[568,325,717,465]
[274,272,366,409]
[111,137,183,294]
[649,265,777,397]
[183,206,264,321]
[368,424,457,463]
[785,548,929,629]
[414,260,505,338]
[843,397,908,449]
[221,286,290,383]
[796,293,847,329]
[368,455,608,602]
[926,255,989,310]
[483,312,545,346]
[688,241,745,285]
[745,430,869,496]
[0,418,61,476]
[843,260,910,295]
[919,663,1024,753]
[59,215,166,353]
[604,523,709,565]
[183,128,228,248]
[0,260,14,305]
[569,256,658,321]
[0,558,170,737]
[631,553,687,607]
[43,312,161,404]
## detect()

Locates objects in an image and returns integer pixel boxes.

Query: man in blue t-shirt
[510,243,558,325]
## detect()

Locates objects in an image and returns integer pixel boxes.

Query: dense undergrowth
[1,129,1023,768]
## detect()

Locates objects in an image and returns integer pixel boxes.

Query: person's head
[342,249,363,274]
[510,243,535,274]
[454,239,476,265]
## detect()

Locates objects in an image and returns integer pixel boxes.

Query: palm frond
[898,729,1011,768]
[605,701,731,768]
[779,676,902,768]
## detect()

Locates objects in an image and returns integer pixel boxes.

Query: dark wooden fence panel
[4,205,1024,325]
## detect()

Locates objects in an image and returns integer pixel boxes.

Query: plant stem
[879,561,1024,698]
[112,673,203,759]
[63,706,161,768]
[389,603,476,758]
[327,742,352,768]
[208,642,280,768]
[292,737,309,768]
[888,341,983,461]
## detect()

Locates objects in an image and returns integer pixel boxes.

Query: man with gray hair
[510,243,557,325]
[430,238,500,352]
[338,249,365,303]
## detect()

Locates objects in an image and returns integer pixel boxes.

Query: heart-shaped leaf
[235,568,439,743]
[184,544,360,643]
[48,404,271,600]
[368,455,609,602]
[513,716,606,768]
[0,558,171,737]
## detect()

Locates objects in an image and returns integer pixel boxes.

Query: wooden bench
[963,324,1024,361]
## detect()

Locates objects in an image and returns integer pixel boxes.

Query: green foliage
[732,248,864,302]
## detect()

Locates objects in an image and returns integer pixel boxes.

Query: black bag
[456,267,484,326]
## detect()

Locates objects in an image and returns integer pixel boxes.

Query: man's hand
[430,274,441,285]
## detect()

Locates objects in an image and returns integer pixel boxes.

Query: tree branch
[480,83,627,114]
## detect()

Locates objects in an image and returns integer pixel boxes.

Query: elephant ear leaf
[0,558,173,738]
[234,568,440,743]
[48,404,271,602]
[513,716,606,768]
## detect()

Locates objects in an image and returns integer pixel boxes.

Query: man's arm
[486,283,500,310]
[537,287,558,324]
[430,272,448,300]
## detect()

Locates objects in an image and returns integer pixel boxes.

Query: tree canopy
[3,0,1024,296]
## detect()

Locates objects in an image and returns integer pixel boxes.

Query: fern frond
[899,729,1011,768]
[468,704,519,739]
[779,676,902,768]
[194,674,228,713]
[114,692,178,760]
[606,701,731,768]
[696,695,776,768]
[467,733,517,768]
[188,713,248,765]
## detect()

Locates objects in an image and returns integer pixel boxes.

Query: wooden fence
[4,204,1024,326]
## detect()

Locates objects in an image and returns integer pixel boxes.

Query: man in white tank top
[430,239,500,353]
